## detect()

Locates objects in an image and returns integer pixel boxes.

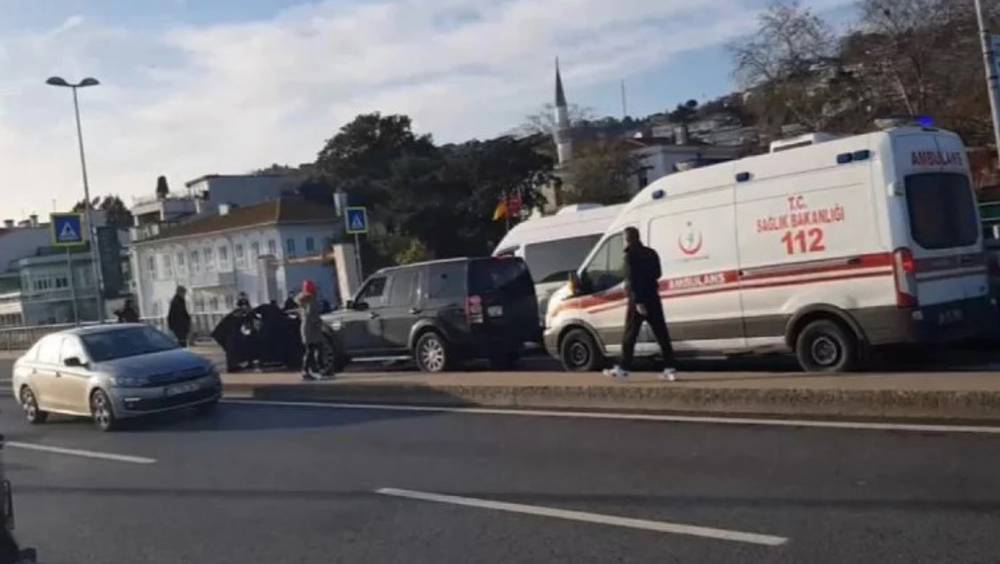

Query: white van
[544,126,991,372]
[494,204,624,321]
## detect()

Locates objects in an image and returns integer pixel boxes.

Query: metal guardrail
[0,313,228,350]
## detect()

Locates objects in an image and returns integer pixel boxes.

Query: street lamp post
[46,76,106,322]
[975,0,1000,167]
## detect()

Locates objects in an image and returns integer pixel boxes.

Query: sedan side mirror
[64,356,85,368]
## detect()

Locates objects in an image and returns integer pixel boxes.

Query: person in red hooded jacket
[296,279,327,380]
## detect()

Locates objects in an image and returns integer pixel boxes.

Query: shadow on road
[117,400,437,434]
[11,484,1000,514]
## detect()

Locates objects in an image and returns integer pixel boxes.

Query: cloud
[0,0,829,217]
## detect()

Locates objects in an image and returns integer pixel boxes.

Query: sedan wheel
[20,387,48,424]
[90,389,118,432]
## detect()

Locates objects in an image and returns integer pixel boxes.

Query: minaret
[553,58,573,166]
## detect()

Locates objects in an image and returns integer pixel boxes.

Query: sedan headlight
[110,374,150,388]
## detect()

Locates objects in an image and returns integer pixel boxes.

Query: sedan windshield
[82,326,179,362]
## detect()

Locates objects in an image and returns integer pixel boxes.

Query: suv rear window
[905,173,978,250]
[469,258,533,296]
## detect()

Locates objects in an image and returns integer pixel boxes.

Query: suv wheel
[795,319,858,373]
[20,387,48,424]
[560,329,603,372]
[415,332,449,373]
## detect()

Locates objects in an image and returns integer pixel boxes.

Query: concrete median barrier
[224,372,1000,422]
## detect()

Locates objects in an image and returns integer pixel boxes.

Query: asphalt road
[0,394,998,564]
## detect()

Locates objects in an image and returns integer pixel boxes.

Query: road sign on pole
[345,207,368,234]
[51,213,85,246]
[344,206,368,279]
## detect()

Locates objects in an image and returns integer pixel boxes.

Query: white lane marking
[225,399,1000,435]
[376,487,788,547]
[7,441,157,465]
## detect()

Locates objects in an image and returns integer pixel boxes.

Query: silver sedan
[11,324,221,431]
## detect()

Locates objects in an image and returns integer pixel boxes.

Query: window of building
[204,248,215,272]
[305,237,315,254]
[235,244,246,268]
[78,268,91,288]
[267,239,277,256]
[190,250,201,273]
[286,238,296,257]
[218,246,230,270]
[176,252,185,267]
[146,256,157,279]
[162,254,173,278]
[251,241,260,261]
[55,277,68,289]
[209,296,219,311]
[225,295,234,309]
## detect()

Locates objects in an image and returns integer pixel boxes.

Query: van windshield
[905,173,979,250]
[523,235,601,283]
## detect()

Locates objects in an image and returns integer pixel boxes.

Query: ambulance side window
[581,234,625,293]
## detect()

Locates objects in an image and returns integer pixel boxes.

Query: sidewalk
[220,363,1000,422]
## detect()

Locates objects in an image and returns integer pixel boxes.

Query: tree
[72,195,133,228]
[730,0,839,132]
[851,0,999,144]
[155,176,169,200]
[517,103,594,139]
[564,140,643,206]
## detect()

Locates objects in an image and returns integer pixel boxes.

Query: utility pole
[975,0,1000,166]
[620,79,628,119]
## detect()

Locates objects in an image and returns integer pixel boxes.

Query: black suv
[323,257,539,372]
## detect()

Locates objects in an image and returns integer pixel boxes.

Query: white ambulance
[544,126,991,372]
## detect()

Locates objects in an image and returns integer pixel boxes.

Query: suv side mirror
[353,301,369,311]
[64,356,85,368]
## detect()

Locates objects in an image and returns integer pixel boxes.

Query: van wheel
[415,332,449,373]
[795,319,858,373]
[560,329,603,372]
[20,387,48,424]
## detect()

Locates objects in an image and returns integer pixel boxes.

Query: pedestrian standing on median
[603,226,677,382]
[167,286,192,347]
[296,279,327,381]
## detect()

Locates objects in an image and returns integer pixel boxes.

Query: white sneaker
[659,367,677,382]
[603,366,629,380]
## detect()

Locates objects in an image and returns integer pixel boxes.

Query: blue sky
[0,0,855,217]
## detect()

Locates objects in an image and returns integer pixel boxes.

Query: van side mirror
[64,357,85,368]
[568,272,582,296]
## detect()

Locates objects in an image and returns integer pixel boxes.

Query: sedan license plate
[487,305,504,318]
[165,382,199,397]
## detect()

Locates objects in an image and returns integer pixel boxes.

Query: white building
[130,198,342,321]
[626,138,743,192]
[15,250,100,325]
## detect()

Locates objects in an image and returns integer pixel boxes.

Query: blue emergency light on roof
[916,116,935,127]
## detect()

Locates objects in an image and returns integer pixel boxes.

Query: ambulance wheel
[795,319,858,373]
[560,329,604,372]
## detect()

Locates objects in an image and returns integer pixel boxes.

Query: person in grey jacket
[296,280,327,380]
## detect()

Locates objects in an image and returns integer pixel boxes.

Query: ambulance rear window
[904,173,978,250]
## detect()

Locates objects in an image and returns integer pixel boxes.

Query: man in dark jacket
[167,286,192,347]
[603,227,677,381]
[115,299,140,323]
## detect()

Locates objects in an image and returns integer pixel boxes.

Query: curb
[224,382,1000,422]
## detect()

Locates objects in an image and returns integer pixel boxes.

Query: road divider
[376,487,788,546]
[225,400,1000,434]
[221,370,1000,423]
[8,441,157,464]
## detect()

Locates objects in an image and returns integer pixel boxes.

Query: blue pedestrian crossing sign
[345,207,368,234]
[51,213,85,246]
